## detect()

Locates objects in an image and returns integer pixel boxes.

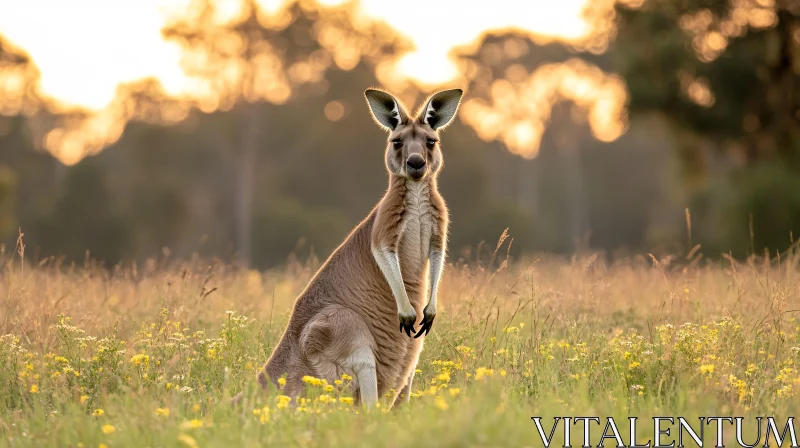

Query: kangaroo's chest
[398,182,432,278]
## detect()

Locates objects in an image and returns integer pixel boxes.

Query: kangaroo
[252,88,463,408]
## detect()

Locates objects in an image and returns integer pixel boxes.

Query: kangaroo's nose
[406,154,426,170]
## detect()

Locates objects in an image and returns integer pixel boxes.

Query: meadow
[2,234,800,447]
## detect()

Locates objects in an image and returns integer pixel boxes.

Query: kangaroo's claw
[414,308,435,339]
[398,311,417,337]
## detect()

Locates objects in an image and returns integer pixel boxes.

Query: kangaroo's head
[365,88,463,182]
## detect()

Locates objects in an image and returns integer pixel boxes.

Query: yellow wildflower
[475,367,494,380]
[101,424,115,435]
[253,407,270,423]
[699,364,715,375]
[130,354,149,368]
[449,388,461,397]
[339,397,354,405]
[456,346,472,355]
[434,396,448,410]
[80,395,89,404]
[277,377,286,387]
[323,384,334,392]
[302,375,323,386]
[29,384,39,394]
[181,419,203,429]
[628,361,641,370]
[155,408,170,417]
[177,434,199,448]
[276,395,292,409]
[341,374,353,381]
[92,409,105,417]
[436,372,451,382]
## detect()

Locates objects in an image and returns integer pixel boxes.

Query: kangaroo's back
[282,209,380,335]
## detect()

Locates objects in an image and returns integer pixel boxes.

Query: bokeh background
[0,0,798,268]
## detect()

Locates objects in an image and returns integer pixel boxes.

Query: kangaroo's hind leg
[346,345,378,407]
[300,305,378,407]
[392,369,414,407]
[392,344,422,408]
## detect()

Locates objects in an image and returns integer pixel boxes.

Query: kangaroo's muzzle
[406,154,426,180]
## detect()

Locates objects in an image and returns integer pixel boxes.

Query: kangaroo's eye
[426,138,437,149]
[392,140,402,150]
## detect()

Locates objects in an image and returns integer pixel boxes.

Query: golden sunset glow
[461,59,627,158]
[0,0,192,110]
[358,0,592,86]
[0,0,626,163]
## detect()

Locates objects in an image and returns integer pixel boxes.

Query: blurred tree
[27,160,131,264]
[163,0,404,265]
[0,35,40,116]
[615,0,800,176]
[252,198,350,267]
[453,33,671,254]
[0,6,684,264]
[0,36,63,249]
[0,165,16,239]
[615,0,800,254]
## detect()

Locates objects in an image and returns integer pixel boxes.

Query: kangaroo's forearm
[372,246,414,314]
[426,248,445,310]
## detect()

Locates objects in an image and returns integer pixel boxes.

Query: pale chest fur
[398,181,433,280]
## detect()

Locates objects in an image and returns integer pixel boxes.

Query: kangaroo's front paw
[398,309,417,337]
[414,305,436,338]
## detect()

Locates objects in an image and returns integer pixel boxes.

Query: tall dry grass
[2,233,800,446]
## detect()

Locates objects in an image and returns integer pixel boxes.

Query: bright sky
[359,0,590,85]
[0,0,592,111]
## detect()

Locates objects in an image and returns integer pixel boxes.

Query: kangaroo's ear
[420,89,463,130]
[364,89,407,131]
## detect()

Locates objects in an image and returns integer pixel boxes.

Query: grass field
[2,235,800,447]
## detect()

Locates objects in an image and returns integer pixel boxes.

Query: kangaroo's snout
[406,154,426,180]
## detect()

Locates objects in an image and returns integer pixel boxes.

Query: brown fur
[252,88,461,407]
